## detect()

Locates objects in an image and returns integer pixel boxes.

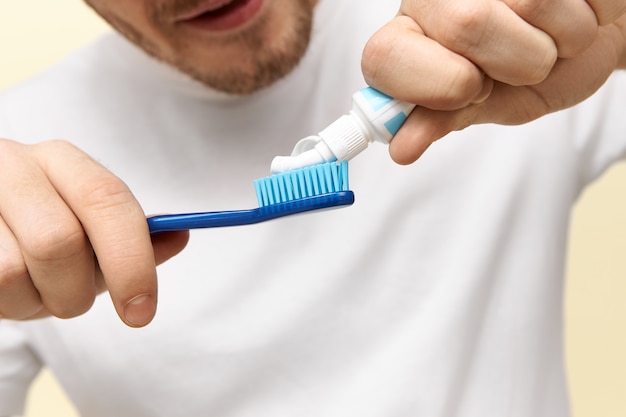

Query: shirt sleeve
[571,70,626,186]
[0,320,42,417]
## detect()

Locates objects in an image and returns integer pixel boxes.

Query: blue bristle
[254,161,350,207]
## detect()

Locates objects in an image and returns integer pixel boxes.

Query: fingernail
[124,294,155,327]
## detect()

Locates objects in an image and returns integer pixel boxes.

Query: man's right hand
[362,0,626,164]
[0,139,189,327]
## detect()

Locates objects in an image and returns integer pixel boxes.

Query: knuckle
[414,58,485,110]
[0,255,44,320]
[0,138,24,165]
[79,176,135,214]
[31,138,80,162]
[24,222,87,264]
[508,0,542,22]
[439,66,485,109]
[0,255,29,291]
[361,27,395,86]
[0,137,19,152]
[440,3,493,51]
[45,292,96,319]
[38,138,78,152]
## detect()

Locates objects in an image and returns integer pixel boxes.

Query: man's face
[84,0,318,94]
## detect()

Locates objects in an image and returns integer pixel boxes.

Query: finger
[404,0,557,85]
[32,140,158,327]
[587,0,626,25]
[0,140,97,319]
[151,230,190,265]
[0,216,44,319]
[362,16,488,110]
[389,106,473,165]
[502,0,598,57]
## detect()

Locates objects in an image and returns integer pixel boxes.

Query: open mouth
[176,0,264,32]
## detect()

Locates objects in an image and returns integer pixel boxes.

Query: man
[0,0,625,416]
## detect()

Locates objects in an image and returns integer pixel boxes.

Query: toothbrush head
[254,160,350,207]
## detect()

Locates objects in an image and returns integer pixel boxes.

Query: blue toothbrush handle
[147,191,354,233]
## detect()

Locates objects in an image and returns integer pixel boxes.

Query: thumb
[388,105,481,165]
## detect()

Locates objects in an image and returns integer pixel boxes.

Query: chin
[166,27,312,94]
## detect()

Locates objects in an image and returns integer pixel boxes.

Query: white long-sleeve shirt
[1,0,626,415]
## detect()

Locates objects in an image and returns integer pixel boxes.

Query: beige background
[1,1,625,416]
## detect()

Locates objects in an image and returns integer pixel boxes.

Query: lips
[175,0,265,32]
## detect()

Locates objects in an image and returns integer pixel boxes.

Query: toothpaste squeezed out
[270,87,416,174]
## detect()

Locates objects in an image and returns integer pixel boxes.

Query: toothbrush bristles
[254,161,349,207]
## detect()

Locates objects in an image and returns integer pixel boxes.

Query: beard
[85,0,315,95]
[165,10,313,94]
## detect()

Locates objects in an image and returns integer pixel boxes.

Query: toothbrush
[147,161,353,233]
